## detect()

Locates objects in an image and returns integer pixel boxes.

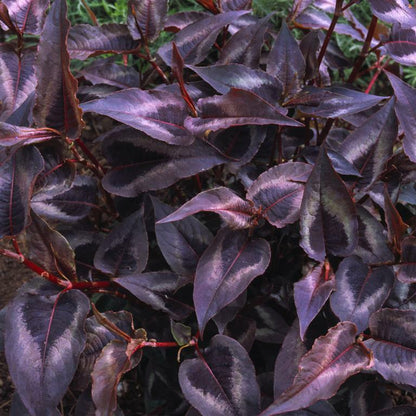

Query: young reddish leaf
[365,309,416,387]
[94,208,148,277]
[194,228,270,334]
[288,86,386,118]
[179,334,261,416]
[384,186,408,252]
[339,98,398,189]
[274,320,307,398]
[300,146,358,262]
[246,162,312,228]
[0,146,43,238]
[68,23,140,60]
[218,15,270,68]
[267,21,305,97]
[386,71,416,163]
[101,126,225,196]
[5,278,90,415]
[0,45,36,121]
[25,211,77,281]
[330,256,394,333]
[368,0,416,28]
[157,187,254,229]
[158,11,249,66]
[352,206,394,264]
[185,88,302,137]
[152,197,213,277]
[127,0,168,42]
[33,0,84,140]
[81,88,193,145]
[397,237,416,283]
[0,0,49,34]
[295,262,335,340]
[261,322,372,415]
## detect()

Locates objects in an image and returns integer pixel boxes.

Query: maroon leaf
[0,0,49,34]
[261,322,372,415]
[0,45,37,121]
[246,162,312,228]
[179,334,261,416]
[398,237,416,283]
[384,24,416,67]
[339,98,398,189]
[5,278,90,415]
[94,208,148,277]
[158,11,249,66]
[152,197,213,277]
[185,88,302,137]
[330,256,394,333]
[267,21,305,97]
[386,71,416,163]
[164,11,209,32]
[81,88,193,145]
[368,0,416,28]
[365,309,416,387]
[68,23,140,60]
[33,0,84,139]
[0,146,43,238]
[127,0,168,42]
[295,262,335,340]
[194,228,270,334]
[300,146,358,262]
[157,187,254,229]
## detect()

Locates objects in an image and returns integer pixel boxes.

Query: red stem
[75,138,106,174]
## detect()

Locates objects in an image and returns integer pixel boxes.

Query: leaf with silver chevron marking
[157,187,254,229]
[178,334,261,416]
[330,256,394,333]
[246,162,312,228]
[368,0,416,27]
[294,261,335,340]
[0,146,44,238]
[94,208,148,277]
[261,322,372,415]
[152,196,213,277]
[300,146,358,262]
[185,88,302,137]
[4,278,90,416]
[386,71,416,163]
[0,122,59,148]
[339,97,398,189]
[365,309,416,387]
[398,237,416,283]
[194,228,270,335]
[384,25,416,66]
[81,88,193,145]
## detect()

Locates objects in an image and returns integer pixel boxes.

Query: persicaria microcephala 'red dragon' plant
[1,0,416,414]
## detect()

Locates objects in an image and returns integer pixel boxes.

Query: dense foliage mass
[1,0,416,414]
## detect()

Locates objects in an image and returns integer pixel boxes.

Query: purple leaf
[384,24,416,66]
[179,334,261,416]
[339,98,398,189]
[157,187,254,229]
[252,305,289,344]
[0,0,49,34]
[368,0,416,28]
[261,322,372,415]
[81,88,193,145]
[213,291,247,334]
[350,381,394,416]
[224,315,256,352]
[398,237,416,283]
[164,11,209,32]
[127,0,168,42]
[0,146,43,238]
[290,0,314,20]
[267,21,305,97]
[0,45,36,121]
[0,122,59,147]
[386,71,416,163]
[152,197,213,277]
[33,0,84,139]
[300,146,358,262]
[194,228,270,334]
[246,162,312,228]
[221,0,252,11]
[158,11,249,66]
[295,262,335,340]
[384,185,408,251]
[94,208,148,277]
[330,256,394,333]
[185,88,302,137]
[365,309,416,387]
[5,278,90,415]
[68,23,140,60]
[370,406,416,416]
